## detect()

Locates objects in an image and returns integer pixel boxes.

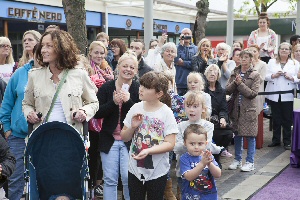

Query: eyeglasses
[110,45,119,49]
[0,44,12,49]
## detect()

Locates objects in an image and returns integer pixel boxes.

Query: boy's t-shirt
[123,101,178,181]
[180,152,218,200]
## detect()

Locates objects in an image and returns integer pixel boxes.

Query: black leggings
[88,130,102,188]
[212,129,233,148]
[128,172,167,200]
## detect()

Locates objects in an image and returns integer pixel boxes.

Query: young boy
[96,32,113,67]
[174,91,222,199]
[180,124,221,200]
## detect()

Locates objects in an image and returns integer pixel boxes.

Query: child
[180,124,221,200]
[187,72,212,117]
[174,91,223,199]
[121,71,178,200]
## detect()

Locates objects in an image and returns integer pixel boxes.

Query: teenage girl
[121,71,178,200]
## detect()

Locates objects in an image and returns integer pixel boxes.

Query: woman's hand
[235,74,242,85]
[73,109,87,122]
[132,148,150,160]
[131,113,143,129]
[120,89,130,103]
[27,111,42,124]
[4,130,11,139]
[284,73,294,81]
[271,71,283,79]
[219,53,228,62]
[113,91,123,105]
[220,118,227,128]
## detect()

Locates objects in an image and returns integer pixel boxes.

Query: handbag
[45,70,69,122]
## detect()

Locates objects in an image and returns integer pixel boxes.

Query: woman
[204,64,233,169]
[231,48,242,67]
[153,42,177,91]
[247,12,277,64]
[265,42,299,150]
[0,42,40,200]
[0,37,15,83]
[145,34,168,69]
[23,30,99,133]
[292,43,300,63]
[226,50,260,172]
[18,30,42,68]
[87,41,114,198]
[215,42,236,89]
[248,45,267,148]
[232,41,244,50]
[110,39,127,71]
[191,38,216,75]
[93,51,140,200]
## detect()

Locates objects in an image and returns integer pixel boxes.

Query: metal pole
[226,0,234,45]
[144,0,153,53]
[105,5,108,34]
[297,1,300,35]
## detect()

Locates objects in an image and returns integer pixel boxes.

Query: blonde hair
[276,42,295,64]
[184,91,208,119]
[187,72,205,91]
[204,64,221,80]
[114,50,138,78]
[77,54,93,76]
[0,36,14,64]
[292,44,300,60]
[88,41,107,61]
[196,38,214,59]
[96,32,109,41]
[18,30,41,67]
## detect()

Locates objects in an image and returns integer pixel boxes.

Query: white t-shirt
[0,63,14,83]
[47,84,67,123]
[123,101,178,181]
[257,36,269,57]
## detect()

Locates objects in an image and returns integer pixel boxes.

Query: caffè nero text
[8,7,62,21]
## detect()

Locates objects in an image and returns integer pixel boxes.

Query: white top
[145,47,162,68]
[47,84,67,123]
[0,63,14,83]
[257,36,269,57]
[173,119,222,177]
[123,101,178,181]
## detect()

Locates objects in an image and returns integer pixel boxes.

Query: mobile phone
[162,29,167,34]
[122,83,129,92]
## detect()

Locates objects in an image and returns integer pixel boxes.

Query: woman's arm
[22,72,36,119]
[237,73,260,99]
[267,30,277,54]
[226,73,238,95]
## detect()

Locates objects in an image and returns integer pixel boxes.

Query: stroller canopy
[26,121,86,200]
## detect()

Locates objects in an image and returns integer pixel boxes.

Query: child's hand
[132,148,150,160]
[200,150,213,166]
[131,114,143,129]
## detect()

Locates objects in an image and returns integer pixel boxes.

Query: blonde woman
[18,30,41,68]
[0,37,15,83]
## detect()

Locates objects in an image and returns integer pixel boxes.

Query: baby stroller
[24,121,90,200]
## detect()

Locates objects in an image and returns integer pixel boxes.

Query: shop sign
[7,7,62,23]
[125,19,132,30]
[142,21,167,32]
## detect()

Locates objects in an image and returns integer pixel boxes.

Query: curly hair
[36,30,79,69]
[18,30,41,67]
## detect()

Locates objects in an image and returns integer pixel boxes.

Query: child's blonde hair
[187,72,205,91]
[183,124,207,141]
[184,91,208,119]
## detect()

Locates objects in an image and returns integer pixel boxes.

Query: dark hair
[231,48,242,60]
[33,44,39,55]
[233,41,244,49]
[259,12,270,27]
[132,39,145,50]
[137,133,143,140]
[149,39,159,49]
[36,30,79,69]
[144,134,151,140]
[290,35,300,45]
[183,124,207,141]
[139,71,171,108]
[110,39,127,57]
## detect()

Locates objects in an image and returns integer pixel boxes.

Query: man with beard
[130,39,153,79]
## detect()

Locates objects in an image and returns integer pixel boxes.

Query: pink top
[113,104,122,140]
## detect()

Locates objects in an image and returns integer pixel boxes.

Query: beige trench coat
[226,66,261,137]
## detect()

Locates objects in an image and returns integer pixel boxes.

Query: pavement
[169,118,290,200]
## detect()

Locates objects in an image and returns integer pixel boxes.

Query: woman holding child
[226,50,260,172]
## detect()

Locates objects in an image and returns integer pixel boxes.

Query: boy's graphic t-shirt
[124,101,178,181]
[180,152,218,200]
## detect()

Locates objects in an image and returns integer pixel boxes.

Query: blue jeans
[7,135,26,200]
[234,136,256,163]
[100,140,130,200]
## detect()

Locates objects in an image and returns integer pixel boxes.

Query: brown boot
[164,179,177,200]
[176,185,181,200]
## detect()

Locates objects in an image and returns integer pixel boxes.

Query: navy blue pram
[24,121,89,200]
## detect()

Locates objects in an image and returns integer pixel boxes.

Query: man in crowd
[130,39,153,78]
[174,28,198,96]
[290,34,300,48]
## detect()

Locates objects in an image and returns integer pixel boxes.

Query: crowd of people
[0,11,300,200]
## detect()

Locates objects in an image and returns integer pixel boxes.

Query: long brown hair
[139,71,171,108]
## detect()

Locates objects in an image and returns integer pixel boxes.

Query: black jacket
[94,80,140,153]
[0,78,7,105]
[204,81,228,123]
[191,55,217,74]
[138,58,153,79]
[0,136,16,187]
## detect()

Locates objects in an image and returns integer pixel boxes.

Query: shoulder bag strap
[45,69,69,122]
